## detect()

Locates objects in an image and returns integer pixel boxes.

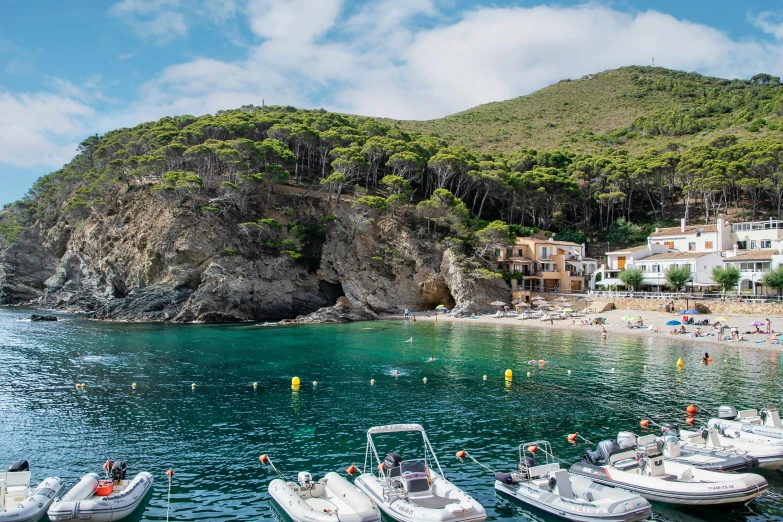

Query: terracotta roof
[649,225,717,237]
[638,251,715,261]
[724,250,778,262]
[606,245,649,254]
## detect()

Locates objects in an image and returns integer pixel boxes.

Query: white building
[596,244,670,288]
[634,252,723,290]
[648,218,730,253]
[723,249,783,294]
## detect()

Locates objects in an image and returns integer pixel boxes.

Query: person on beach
[412,315,416,322]
[679,325,686,334]
[703,352,710,364]
[601,325,607,339]
[693,327,701,338]
[766,318,771,334]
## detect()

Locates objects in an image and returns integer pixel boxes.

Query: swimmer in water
[405,337,413,343]
[391,369,401,376]
[77,352,85,359]
[428,355,435,362]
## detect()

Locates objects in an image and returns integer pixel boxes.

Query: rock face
[0,191,510,323]
[440,248,511,315]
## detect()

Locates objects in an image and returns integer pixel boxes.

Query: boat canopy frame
[519,441,556,468]
[362,424,446,481]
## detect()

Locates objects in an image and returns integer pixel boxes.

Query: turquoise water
[1,307,782,522]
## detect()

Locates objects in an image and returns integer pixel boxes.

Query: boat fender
[548,476,556,490]
[495,472,516,485]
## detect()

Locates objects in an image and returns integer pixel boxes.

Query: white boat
[495,441,651,522]
[679,421,783,469]
[268,471,380,522]
[714,405,783,438]
[617,426,758,472]
[0,460,64,522]
[569,436,768,505]
[354,424,486,522]
[48,462,153,522]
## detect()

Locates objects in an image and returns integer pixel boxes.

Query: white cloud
[109,0,187,42]
[750,10,783,41]
[0,90,93,169]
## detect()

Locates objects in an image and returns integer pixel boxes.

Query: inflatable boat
[618,426,758,472]
[48,462,153,522]
[354,424,486,522]
[713,405,783,439]
[570,436,768,505]
[0,460,64,522]
[268,471,380,522]
[494,441,651,522]
[679,421,783,469]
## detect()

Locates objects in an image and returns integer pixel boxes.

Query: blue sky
[2,0,783,205]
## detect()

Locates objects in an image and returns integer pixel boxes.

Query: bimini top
[367,424,425,435]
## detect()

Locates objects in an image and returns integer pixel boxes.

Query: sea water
[0,306,781,521]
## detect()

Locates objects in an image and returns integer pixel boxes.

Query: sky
[3,0,783,205]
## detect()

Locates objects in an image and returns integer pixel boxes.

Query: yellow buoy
[504,369,513,380]
[482,375,487,380]
[81,383,87,388]
[253,382,258,389]
[423,377,428,383]
[291,376,301,386]
[676,358,684,368]
[312,381,317,386]
[131,383,137,389]
[75,384,80,389]
[370,379,375,385]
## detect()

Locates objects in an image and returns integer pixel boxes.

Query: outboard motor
[111,461,127,482]
[516,456,536,479]
[297,472,313,487]
[617,431,636,449]
[661,423,679,436]
[597,440,620,462]
[718,406,738,420]
[8,460,29,473]
[383,452,402,470]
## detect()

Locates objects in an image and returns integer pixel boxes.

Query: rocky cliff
[0,189,510,322]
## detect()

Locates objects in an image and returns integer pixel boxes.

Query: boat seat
[608,449,637,466]
[402,472,430,495]
[613,458,640,472]
[388,466,401,478]
[551,470,574,499]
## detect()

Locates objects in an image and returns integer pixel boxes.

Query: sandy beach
[403,308,783,353]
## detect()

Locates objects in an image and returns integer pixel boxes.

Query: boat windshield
[401,460,427,474]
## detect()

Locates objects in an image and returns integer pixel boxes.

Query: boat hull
[568,462,767,505]
[0,477,65,522]
[495,477,651,522]
[355,473,486,522]
[681,428,783,469]
[48,472,153,522]
[268,472,380,522]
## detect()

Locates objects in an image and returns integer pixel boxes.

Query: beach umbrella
[490,301,507,307]
[715,316,729,322]
[679,309,700,315]
[554,297,569,303]
[750,320,765,327]
[666,320,682,326]
[620,315,639,321]
[532,296,546,301]
[562,307,575,312]
[435,305,448,310]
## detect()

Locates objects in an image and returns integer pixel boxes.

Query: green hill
[383,66,783,153]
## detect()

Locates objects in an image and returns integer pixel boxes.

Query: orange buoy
[538,360,546,365]
[567,433,578,442]
[346,464,358,474]
[686,405,697,415]
[640,419,650,428]
[96,481,114,497]
[165,469,175,478]
[102,460,113,470]
[686,417,695,424]
[259,454,269,464]
[528,445,537,453]
[456,450,467,459]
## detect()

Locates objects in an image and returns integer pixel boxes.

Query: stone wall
[609,297,783,316]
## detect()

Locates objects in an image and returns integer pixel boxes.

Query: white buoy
[131,383,137,389]
[526,372,531,377]
[370,379,375,385]
[423,377,428,383]
[191,383,197,389]
[567,370,571,375]
[253,382,258,389]
[482,375,487,380]
[312,381,317,386]
[644,365,648,370]
[611,368,615,373]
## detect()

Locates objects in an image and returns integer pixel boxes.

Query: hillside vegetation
[4,66,783,258]
[386,66,783,154]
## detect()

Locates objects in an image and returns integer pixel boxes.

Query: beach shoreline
[386,308,783,353]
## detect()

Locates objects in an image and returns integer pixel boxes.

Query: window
[762,240,772,249]
[751,240,758,249]
[506,248,513,257]
[705,241,713,249]
[518,248,523,256]
[688,242,696,251]
[737,241,747,250]
[495,248,501,257]
[665,241,675,249]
